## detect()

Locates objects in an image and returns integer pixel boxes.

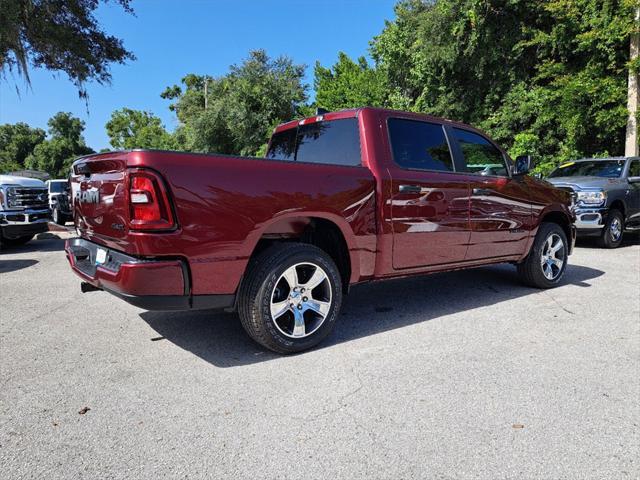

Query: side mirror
[513,155,534,175]
[628,176,640,184]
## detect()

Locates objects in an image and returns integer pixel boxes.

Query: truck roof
[572,156,639,162]
[273,107,466,134]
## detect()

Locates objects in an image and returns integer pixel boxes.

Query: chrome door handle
[399,184,422,193]
[472,188,493,196]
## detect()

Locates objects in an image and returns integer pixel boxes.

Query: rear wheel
[517,222,568,288]
[598,209,624,249]
[238,243,343,354]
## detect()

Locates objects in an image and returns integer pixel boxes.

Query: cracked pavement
[1,234,639,479]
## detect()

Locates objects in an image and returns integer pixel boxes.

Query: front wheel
[598,209,624,249]
[238,243,343,354]
[517,222,568,289]
[52,207,66,225]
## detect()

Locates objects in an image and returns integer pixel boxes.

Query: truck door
[386,118,471,269]
[626,159,640,227]
[446,127,532,261]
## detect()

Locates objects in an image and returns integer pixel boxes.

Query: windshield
[49,181,67,193]
[549,160,625,178]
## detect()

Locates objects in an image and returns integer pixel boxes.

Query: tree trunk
[625,6,640,157]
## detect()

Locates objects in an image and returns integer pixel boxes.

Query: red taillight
[128,169,175,230]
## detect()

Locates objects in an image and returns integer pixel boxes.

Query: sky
[0,0,397,151]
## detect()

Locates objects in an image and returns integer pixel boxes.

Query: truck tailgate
[70,153,130,243]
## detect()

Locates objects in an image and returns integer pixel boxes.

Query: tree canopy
[314,52,388,111]
[24,112,93,177]
[161,50,308,156]
[0,1,637,174]
[106,108,175,150]
[368,0,637,172]
[0,122,46,173]
[0,0,135,98]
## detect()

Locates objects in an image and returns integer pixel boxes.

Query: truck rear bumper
[65,237,234,311]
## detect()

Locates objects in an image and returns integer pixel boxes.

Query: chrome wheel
[270,262,332,339]
[540,233,565,280]
[609,217,622,241]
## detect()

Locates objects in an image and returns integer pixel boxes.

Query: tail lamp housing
[128,169,175,230]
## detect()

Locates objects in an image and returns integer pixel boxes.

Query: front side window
[265,118,361,166]
[453,128,507,176]
[628,160,640,177]
[387,118,454,171]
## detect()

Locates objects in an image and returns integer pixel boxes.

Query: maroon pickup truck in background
[66,107,576,353]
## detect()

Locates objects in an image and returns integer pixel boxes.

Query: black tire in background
[598,209,624,249]
[0,234,35,249]
[52,207,66,225]
[237,243,343,354]
[517,222,568,289]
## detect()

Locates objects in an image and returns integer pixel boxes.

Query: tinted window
[296,118,361,166]
[628,160,640,177]
[548,160,625,178]
[387,118,454,171]
[453,128,507,176]
[49,181,67,193]
[266,128,297,161]
[265,118,361,166]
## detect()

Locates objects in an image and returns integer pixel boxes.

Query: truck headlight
[576,190,606,206]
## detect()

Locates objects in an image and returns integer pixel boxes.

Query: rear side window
[266,128,297,161]
[453,128,507,176]
[266,118,361,166]
[387,118,454,171]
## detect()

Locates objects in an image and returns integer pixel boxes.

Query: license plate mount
[95,248,107,265]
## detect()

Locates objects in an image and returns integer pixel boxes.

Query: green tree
[161,50,307,156]
[371,0,637,172]
[314,52,388,111]
[106,108,175,150]
[0,122,46,172]
[0,0,135,98]
[25,112,93,177]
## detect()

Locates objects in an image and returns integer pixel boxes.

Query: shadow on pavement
[0,259,38,273]
[576,232,639,249]
[140,262,605,368]
[0,237,66,254]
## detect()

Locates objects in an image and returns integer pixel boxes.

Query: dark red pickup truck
[66,107,575,353]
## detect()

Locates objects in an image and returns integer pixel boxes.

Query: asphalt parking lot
[1,232,639,479]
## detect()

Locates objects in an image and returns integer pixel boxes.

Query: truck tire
[52,206,66,225]
[0,234,35,248]
[238,243,343,354]
[517,222,568,289]
[597,209,624,249]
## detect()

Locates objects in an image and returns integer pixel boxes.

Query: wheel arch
[609,198,626,218]
[539,207,573,247]
[246,213,359,292]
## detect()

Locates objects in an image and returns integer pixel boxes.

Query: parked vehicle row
[0,175,73,248]
[0,174,50,247]
[65,107,577,353]
[547,157,640,248]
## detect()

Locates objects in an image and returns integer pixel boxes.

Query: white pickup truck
[0,174,50,247]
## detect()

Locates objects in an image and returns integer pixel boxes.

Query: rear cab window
[266,118,361,167]
[387,118,454,172]
[452,128,509,177]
